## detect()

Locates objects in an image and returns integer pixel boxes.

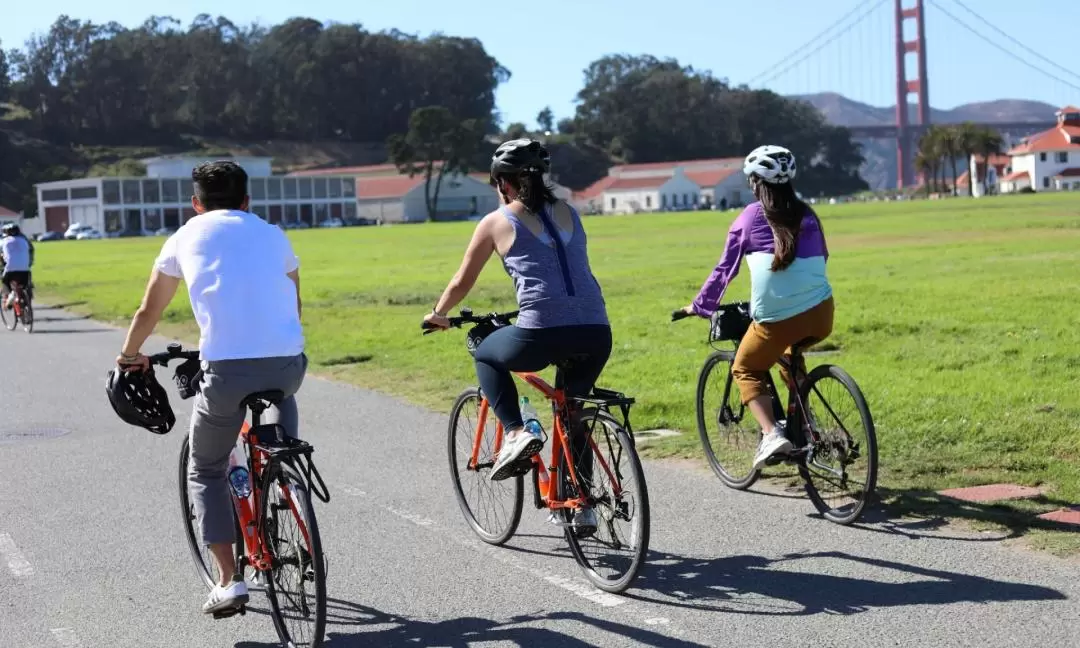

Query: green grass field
[33,193,1080,550]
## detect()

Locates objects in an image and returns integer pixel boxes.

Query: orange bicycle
[0,278,33,333]
[425,309,650,593]
[151,344,330,647]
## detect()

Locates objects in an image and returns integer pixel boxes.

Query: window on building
[683,193,690,206]
[250,178,266,201]
[314,178,328,199]
[328,178,342,199]
[286,204,300,224]
[70,186,98,200]
[1040,152,1047,162]
[163,208,180,229]
[1044,176,1051,188]
[646,195,652,208]
[283,178,298,200]
[143,208,162,231]
[250,205,267,221]
[343,202,357,222]
[124,209,142,234]
[41,188,68,202]
[142,179,160,204]
[342,179,355,198]
[267,178,282,201]
[315,204,329,224]
[1057,152,1069,164]
[610,197,616,209]
[161,179,179,203]
[182,208,196,223]
[103,180,121,205]
[122,180,141,204]
[300,204,314,225]
[298,178,313,200]
[661,194,667,208]
[104,210,123,233]
[268,205,283,224]
[180,179,194,202]
[330,203,343,220]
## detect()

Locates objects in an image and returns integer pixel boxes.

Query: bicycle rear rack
[251,424,331,504]
[567,387,637,441]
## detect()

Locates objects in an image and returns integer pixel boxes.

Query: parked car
[154,227,176,237]
[319,218,344,228]
[75,228,103,240]
[36,232,63,242]
[65,223,93,240]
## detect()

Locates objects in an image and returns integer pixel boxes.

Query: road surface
[1,305,1077,647]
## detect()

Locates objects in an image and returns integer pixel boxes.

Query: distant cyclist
[0,223,33,309]
[422,139,611,531]
[113,161,307,615]
[678,145,834,470]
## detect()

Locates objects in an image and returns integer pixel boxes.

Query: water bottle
[227,445,252,499]
[521,397,544,438]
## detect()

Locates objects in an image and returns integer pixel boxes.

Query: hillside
[794,93,1059,189]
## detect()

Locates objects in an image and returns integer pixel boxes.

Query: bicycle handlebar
[421,308,520,335]
[147,342,199,366]
[671,309,692,322]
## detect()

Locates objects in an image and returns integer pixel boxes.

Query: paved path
[1,306,1078,647]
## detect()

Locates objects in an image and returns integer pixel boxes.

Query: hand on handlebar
[671,305,695,322]
[116,352,150,373]
[421,310,451,334]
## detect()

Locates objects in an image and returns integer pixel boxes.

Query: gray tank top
[499,203,609,329]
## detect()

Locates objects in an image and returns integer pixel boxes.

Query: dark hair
[192,161,248,211]
[750,176,817,272]
[494,171,557,214]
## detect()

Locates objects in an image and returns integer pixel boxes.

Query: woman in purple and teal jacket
[679,145,834,470]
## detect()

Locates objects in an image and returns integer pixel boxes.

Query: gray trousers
[188,354,307,545]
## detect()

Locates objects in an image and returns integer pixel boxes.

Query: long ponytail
[752,176,811,271]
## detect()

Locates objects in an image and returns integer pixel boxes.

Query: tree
[387,106,484,221]
[0,42,9,105]
[536,106,554,134]
[504,122,528,140]
[970,126,1004,195]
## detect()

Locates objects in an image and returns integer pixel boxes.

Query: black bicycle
[151,344,330,647]
[673,303,877,525]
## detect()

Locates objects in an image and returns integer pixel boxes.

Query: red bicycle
[150,344,330,647]
[0,278,33,333]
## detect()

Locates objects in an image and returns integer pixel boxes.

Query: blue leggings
[473,324,612,430]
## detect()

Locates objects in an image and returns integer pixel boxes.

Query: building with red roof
[574,157,749,214]
[1003,106,1080,193]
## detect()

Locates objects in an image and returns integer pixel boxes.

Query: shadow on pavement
[627,549,1067,616]
[35,301,88,310]
[32,314,91,323]
[30,328,112,334]
[235,601,709,648]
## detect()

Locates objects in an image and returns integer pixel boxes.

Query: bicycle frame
[468,371,623,512]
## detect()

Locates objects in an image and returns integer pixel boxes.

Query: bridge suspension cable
[744,0,888,87]
[928,0,1080,95]
[945,0,1080,85]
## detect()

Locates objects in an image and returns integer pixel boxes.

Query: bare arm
[432,215,497,316]
[120,269,181,359]
[287,268,302,319]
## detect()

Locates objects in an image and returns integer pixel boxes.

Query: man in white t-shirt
[116,160,306,615]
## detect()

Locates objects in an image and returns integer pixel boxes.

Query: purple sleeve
[690,207,750,318]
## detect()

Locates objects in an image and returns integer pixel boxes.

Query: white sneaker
[489,429,543,481]
[753,431,793,471]
[202,579,249,614]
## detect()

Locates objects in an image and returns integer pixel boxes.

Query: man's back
[155,210,303,361]
[0,236,30,272]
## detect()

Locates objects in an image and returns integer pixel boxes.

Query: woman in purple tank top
[423,139,611,531]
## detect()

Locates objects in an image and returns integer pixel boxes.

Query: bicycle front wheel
[798,364,878,525]
[559,408,650,593]
[447,388,524,545]
[178,435,244,590]
[263,461,327,648]
[696,350,760,489]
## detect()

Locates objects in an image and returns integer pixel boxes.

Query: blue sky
[5,0,1079,128]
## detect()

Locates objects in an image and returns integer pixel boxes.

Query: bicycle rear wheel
[559,408,650,593]
[798,364,878,525]
[1,297,13,331]
[178,435,244,590]
[19,293,32,333]
[262,460,327,648]
[696,350,760,489]
[447,387,524,545]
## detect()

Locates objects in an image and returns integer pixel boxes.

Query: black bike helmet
[490,139,551,179]
[105,367,176,435]
[1,223,18,237]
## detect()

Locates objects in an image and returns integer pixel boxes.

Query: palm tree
[917,126,945,194]
[955,123,982,197]
[914,149,933,196]
[972,126,1004,195]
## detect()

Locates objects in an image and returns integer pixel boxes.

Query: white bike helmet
[743,145,797,184]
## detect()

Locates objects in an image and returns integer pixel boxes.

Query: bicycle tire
[1,299,13,331]
[559,408,650,594]
[263,460,327,648]
[696,350,761,490]
[178,434,244,590]
[447,388,524,545]
[798,364,878,525]
[20,295,32,333]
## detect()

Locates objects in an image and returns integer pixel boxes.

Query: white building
[355,173,498,223]
[35,156,359,236]
[957,153,1012,197]
[1003,105,1080,192]
[575,157,752,214]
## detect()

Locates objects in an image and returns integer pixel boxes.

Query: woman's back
[497,200,608,330]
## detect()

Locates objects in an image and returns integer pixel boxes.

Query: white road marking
[0,533,34,578]
[50,628,83,647]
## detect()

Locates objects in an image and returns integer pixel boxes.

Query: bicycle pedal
[212,605,246,620]
[506,459,534,477]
